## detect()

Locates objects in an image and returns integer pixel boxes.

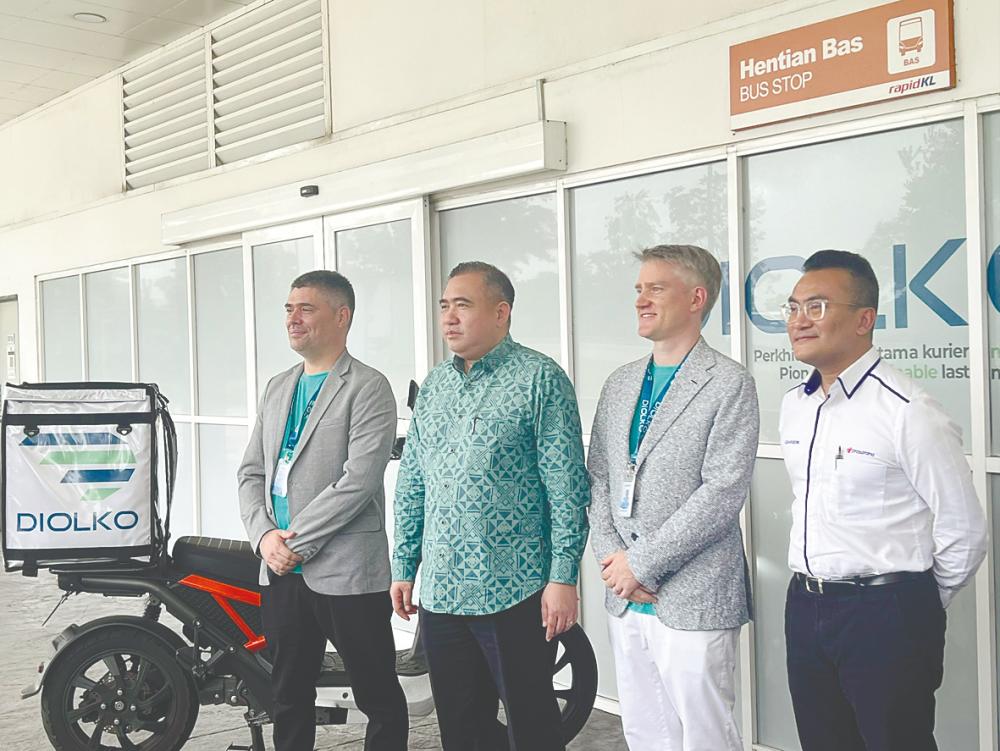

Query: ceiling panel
[87,0,205,14]
[33,67,100,91]
[0,80,65,102]
[8,0,160,37]
[122,16,200,46]
[0,37,119,73]
[1,16,158,59]
[0,0,255,128]
[0,60,51,84]
[160,0,249,28]
[0,97,36,116]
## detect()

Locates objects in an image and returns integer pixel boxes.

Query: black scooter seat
[172,536,260,588]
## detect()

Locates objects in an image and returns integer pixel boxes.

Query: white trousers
[608,609,742,751]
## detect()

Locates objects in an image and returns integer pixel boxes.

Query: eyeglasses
[779,299,864,322]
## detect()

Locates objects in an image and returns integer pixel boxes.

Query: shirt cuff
[549,557,579,585]
[938,585,956,609]
[284,535,319,561]
[391,558,418,582]
[626,549,669,593]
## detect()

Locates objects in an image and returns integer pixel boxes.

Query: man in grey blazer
[238,270,407,751]
[589,245,759,751]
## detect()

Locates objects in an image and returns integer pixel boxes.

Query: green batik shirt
[391,335,590,615]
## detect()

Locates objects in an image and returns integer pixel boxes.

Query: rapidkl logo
[888,75,936,95]
[846,447,876,457]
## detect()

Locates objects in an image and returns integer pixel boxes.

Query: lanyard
[630,353,688,465]
[286,383,323,454]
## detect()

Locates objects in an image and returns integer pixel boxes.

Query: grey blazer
[237,351,396,596]
[587,338,759,630]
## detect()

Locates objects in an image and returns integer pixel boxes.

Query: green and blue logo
[20,431,136,502]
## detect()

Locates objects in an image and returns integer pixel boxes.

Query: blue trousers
[419,590,563,751]
[785,572,946,751]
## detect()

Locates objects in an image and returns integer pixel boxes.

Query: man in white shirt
[778,250,987,751]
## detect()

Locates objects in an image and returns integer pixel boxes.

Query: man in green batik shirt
[390,261,590,751]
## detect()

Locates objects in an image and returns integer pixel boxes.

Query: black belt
[794,570,929,595]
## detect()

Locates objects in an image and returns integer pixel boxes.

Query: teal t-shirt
[626,363,677,615]
[271,370,329,573]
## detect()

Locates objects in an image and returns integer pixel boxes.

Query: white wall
[0,0,998,373]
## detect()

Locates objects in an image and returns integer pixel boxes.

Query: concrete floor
[0,565,626,750]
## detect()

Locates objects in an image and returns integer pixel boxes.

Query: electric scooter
[17,380,599,750]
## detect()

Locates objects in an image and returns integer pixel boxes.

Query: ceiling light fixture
[72,12,107,23]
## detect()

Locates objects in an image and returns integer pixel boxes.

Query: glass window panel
[165,422,194,549]
[439,194,561,362]
[84,267,131,381]
[40,276,82,381]
[580,551,618,701]
[336,219,415,411]
[136,258,191,413]
[994,475,1000,725]
[252,237,314,399]
[198,424,249,540]
[984,113,1000,451]
[749,458,799,751]
[194,249,247,417]
[570,163,729,429]
[936,588,981,751]
[744,121,968,444]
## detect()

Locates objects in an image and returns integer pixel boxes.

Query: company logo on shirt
[846,447,876,457]
[783,439,800,445]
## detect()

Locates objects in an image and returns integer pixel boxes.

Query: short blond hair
[634,244,722,320]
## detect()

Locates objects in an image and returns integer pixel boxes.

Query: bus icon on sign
[898,16,923,54]
[887,10,936,74]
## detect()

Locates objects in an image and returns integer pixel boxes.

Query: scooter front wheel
[40,626,199,751]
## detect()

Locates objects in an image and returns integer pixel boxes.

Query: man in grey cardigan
[588,245,759,751]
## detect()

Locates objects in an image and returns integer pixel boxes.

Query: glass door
[324,199,431,411]
[324,199,431,635]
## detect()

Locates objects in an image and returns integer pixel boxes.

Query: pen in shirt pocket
[835,445,843,470]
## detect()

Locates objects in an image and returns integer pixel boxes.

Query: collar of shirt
[450,333,515,378]
[802,346,880,400]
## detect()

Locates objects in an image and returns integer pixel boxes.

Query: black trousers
[260,574,408,751]
[419,590,564,751]
[785,571,946,751]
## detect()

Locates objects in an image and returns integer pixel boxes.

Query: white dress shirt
[779,347,987,607]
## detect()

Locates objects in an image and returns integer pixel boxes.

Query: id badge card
[272,450,293,498]
[617,464,637,518]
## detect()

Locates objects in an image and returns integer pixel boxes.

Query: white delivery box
[1,382,173,571]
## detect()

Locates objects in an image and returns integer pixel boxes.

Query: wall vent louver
[123,39,209,190]
[123,0,328,190]
[211,0,327,165]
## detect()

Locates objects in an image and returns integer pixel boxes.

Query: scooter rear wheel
[40,626,199,751]
[485,623,598,746]
[552,624,598,743]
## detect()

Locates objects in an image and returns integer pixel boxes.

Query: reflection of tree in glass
[863,123,964,316]
[663,163,728,258]
[584,165,735,280]
[582,189,662,281]
[440,196,560,360]
[336,221,415,403]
